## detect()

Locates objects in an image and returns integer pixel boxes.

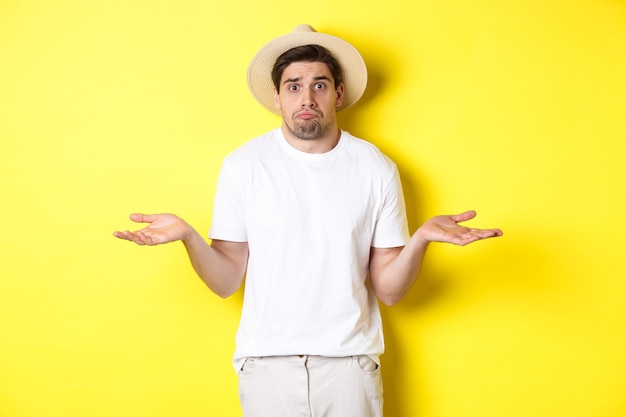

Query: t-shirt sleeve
[208,159,248,242]
[371,165,411,248]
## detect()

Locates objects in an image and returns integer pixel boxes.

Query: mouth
[295,110,321,120]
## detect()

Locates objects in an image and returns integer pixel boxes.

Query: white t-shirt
[208,128,410,371]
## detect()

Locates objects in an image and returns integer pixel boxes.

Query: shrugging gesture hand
[113,213,192,246]
[418,210,503,246]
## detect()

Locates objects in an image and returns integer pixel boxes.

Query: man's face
[273,61,345,140]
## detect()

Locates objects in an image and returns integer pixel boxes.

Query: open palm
[113,213,192,246]
[419,210,503,246]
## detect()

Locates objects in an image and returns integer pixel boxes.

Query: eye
[288,85,298,91]
[314,82,325,89]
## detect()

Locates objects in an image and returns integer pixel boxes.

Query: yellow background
[1,0,625,416]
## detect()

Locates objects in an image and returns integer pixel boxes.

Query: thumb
[451,210,477,223]
[129,213,155,224]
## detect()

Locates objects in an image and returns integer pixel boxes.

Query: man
[114,24,502,417]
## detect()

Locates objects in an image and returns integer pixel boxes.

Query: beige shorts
[238,355,383,417]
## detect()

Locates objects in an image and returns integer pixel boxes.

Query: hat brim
[247,27,368,115]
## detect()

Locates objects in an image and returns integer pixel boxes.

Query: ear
[273,87,281,111]
[335,83,345,107]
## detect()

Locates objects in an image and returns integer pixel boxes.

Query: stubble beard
[284,111,331,140]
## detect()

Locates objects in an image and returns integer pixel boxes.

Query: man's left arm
[369,210,503,306]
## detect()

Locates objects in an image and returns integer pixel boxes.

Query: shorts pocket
[355,355,380,374]
[238,357,258,377]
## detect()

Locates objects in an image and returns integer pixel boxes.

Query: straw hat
[247,24,368,115]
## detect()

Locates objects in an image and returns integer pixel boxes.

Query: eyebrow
[282,75,332,85]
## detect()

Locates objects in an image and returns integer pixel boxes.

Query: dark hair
[271,44,343,93]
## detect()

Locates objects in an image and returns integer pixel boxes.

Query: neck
[280,124,341,154]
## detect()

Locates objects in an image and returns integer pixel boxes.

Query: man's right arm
[184,233,248,298]
[114,213,248,298]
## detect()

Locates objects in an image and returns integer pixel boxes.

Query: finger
[450,210,477,223]
[464,228,503,243]
[113,231,130,240]
[475,227,503,236]
[113,230,145,245]
[136,230,161,246]
[446,233,479,247]
[486,228,504,237]
[129,213,154,224]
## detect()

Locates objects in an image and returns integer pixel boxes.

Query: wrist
[180,222,199,245]
[412,227,432,250]
[414,225,430,243]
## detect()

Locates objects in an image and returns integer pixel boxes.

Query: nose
[301,89,316,108]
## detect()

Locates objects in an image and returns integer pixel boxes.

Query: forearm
[370,230,430,306]
[370,210,503,305]
[182,230,247,298]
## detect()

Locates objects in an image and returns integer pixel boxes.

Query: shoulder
[341,131,398,172]
[223,129,279,166]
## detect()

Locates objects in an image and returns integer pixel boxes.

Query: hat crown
[293,24,317,33]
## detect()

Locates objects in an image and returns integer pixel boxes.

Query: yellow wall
[1,1,625,416]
